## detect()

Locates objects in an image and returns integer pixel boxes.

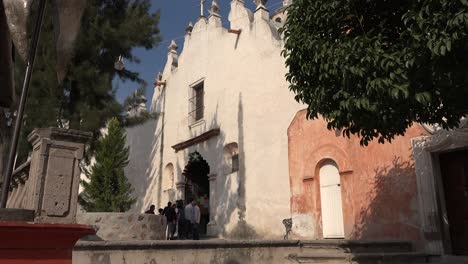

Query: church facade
[123,0,468,254]
[127,0,303,238]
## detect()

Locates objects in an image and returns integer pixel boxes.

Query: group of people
[145,197,205,240]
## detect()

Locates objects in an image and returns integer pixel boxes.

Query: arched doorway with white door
[319,159,345,239]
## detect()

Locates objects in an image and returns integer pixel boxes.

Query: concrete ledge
[0,209,34,222]
[72,239,428,264]
[74,239,413,251]
[75,239,301,251]
[1,222,94,264]
[438,255,468,264]
[300,239,411,245]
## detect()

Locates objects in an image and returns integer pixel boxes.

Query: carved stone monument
[6,128,92,224]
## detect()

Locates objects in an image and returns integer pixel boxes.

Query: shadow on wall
[129,83,166,212]
[183,93,257,239]
[134,89,259,238]
[350,156,421,243]
[217,93,257,239]
[124,119,159,212]
[182,101,233,236]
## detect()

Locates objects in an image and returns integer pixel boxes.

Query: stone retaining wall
[77,213,166,241]
[73,240,301,264]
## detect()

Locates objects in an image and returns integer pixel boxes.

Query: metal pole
[0,0,47,208]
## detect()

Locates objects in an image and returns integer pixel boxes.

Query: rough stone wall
[77,213,166,241]
[73,240,301,264]
[287,110,428,246]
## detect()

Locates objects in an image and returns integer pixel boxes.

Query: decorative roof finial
[253,0,267,7]
[168,40,178,53]
[167,41,179,71]
[154,72,166,87]
[209,0,220,17]
[283,0,292,6]
[200,0,206,17]
[185,21,194,34]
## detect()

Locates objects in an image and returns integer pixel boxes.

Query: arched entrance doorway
[319,160,345,238]
[183,151,210,235]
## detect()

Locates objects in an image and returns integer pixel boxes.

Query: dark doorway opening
[439,150,468,255]
[183,151,210,235]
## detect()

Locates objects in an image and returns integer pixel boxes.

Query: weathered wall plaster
[288,110,428,247]
[124,120,158,212]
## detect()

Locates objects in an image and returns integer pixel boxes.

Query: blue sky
[114,0,283,105]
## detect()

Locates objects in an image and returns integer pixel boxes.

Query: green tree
[79,118,135,212]
[16,0,161,161]
[282,0,468,145]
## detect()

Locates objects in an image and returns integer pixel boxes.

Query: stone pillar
[207,173,218,236]
[254,1,269,20]
[208,0,222,28]
[167,40,178,72]
[25,128,91,224]
[175,181,186,201]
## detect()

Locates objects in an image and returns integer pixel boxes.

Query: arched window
[163,163,174,190]
[224,143,239,173]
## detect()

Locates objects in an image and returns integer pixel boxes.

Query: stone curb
[75,239,302,251]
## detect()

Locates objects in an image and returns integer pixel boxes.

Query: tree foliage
[282,0,468,145]
[121,85,158,126]
[79,118,135,212]
[123,85,147,110]
[17,0,161,160]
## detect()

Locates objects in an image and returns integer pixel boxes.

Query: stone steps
[300,240,413,254]
[288,240,437,264]
[288,252,432,264]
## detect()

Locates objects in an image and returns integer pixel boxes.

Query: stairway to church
[288,240,439,263]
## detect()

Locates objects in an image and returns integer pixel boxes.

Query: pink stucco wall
[288,110,428,246]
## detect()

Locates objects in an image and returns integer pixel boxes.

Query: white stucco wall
[135,2,303,238]
[124,120,157,212]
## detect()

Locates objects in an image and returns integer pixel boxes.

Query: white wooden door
[319,160,345,238]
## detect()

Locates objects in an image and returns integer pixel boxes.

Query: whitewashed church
[123,1,468,256]
[125,0,302,238]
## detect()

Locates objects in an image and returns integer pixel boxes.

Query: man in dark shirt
[163,202,176,240]
[145,205,156,214]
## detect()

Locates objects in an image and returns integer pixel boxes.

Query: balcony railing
[3,159,31,208]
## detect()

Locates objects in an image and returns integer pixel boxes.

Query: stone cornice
[172,128,220,152]
[27,128,92,145]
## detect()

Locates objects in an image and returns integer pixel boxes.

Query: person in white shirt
[184,198,201,240]
[184,199,194,239]
[191,199,201,240]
